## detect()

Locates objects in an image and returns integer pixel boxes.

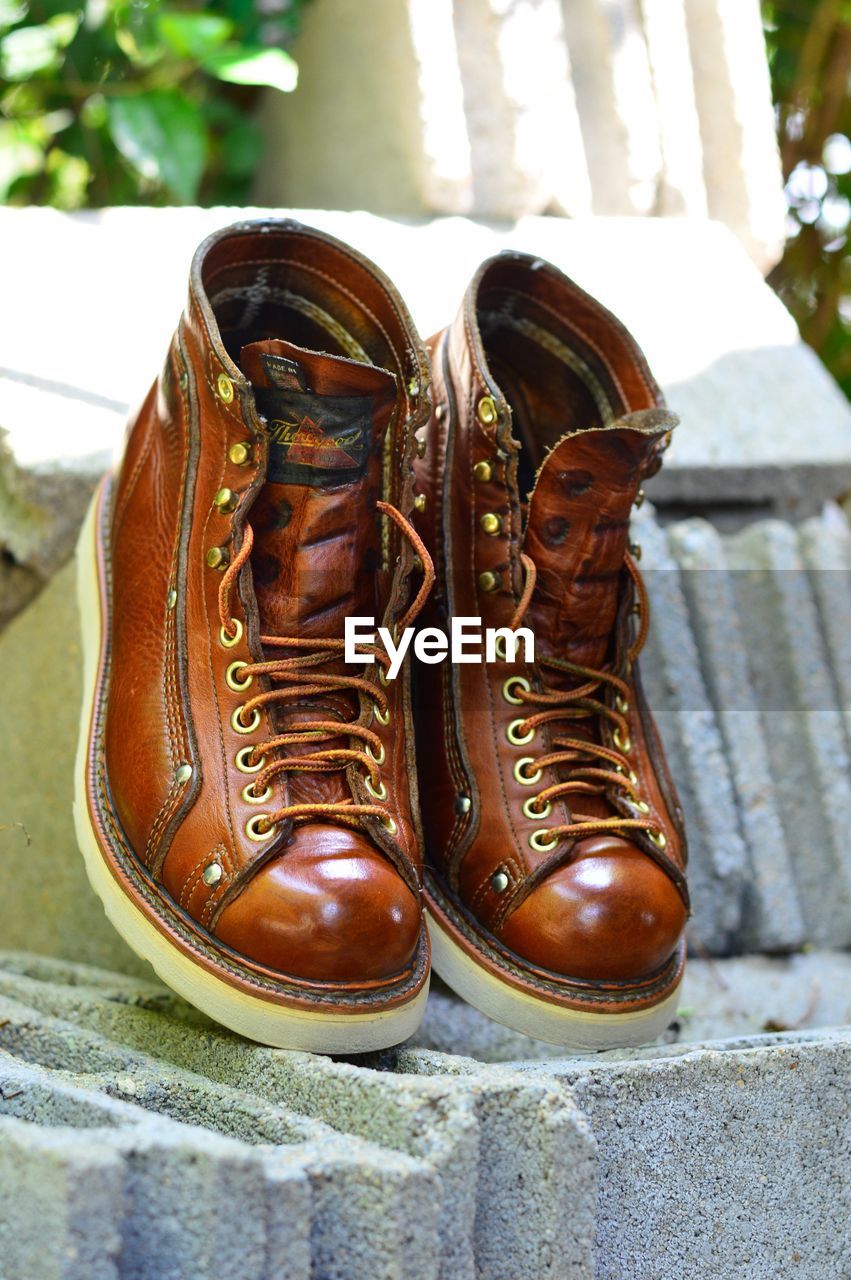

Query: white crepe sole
[426,907,682,1051]
[73,486,428,1052]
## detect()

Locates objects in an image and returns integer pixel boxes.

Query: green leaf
[106,90,209,203]
[202,44,298,93]
[0,119,42,200]
[156,11,233,60]
[0,0,27,32]
[0,12,79,79]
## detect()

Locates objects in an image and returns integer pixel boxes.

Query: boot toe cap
[214,825,421,984]
[499,836,686,983]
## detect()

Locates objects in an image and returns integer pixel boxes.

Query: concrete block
[635,511,747,952]
[0,1114,123,1280]
[666,518,806,951]
[0,952,848,1279]
[726,520,851,946]
[0,561,146,975]
[546,1033,851,1280]
[0,954,596,1280]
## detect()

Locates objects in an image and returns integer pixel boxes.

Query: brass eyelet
[235,746,265,774]
[374,704,391,726]
[522,795,552,820]
[220,619,243,649]
[613,727,631,753]
[379,665,390,686]
[242,781,272,805]
[514,756,542,786]
[246,814,278,842]
[629,770,638,785]
[502,675,530,706]
[225,661,253,692]
[232,705,261,735]
[381,814,398,835]
[649,829,667,849]
[529,829,558,853]
[367,741,386,766]
[494,634,508,661]
[634,798,651,814]
[615,695,629,715]
[507,718,535,746]
[364,774,388,801]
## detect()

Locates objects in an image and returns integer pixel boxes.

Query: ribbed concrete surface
[637,501,851,954]
[0,953,848,1280]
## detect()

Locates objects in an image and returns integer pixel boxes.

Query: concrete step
[0,951,847,1280]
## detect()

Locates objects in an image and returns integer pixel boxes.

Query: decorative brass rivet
[435,404,446,422]
[477,395,497,425]
[206,546,229,571]
[473,460,493,483]
[478,569,500,593]
[214,488,238,514]
[491,870,509,893]
[414,493,427,513]
[480,513,501,536]
[217,373,234,404]
[455,795,471,815]
[174,763,192,784]
[166,589,178,611]
[202,863,222,887]
[635,487,646,508]
[229,442,252,466]
[416,435,427,458]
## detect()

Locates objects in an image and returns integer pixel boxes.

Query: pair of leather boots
[75,219,688,1053]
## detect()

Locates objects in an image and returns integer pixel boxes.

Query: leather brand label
[254,386,372,488]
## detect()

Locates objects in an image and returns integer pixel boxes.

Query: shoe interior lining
[478,285,640,496]
[204,259,392,372]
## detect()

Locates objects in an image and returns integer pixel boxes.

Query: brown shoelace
[506,552,665,851]
[218,501,434,840]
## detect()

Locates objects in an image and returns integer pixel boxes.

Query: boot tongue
[523,414,667,669]
[241,338,396,642]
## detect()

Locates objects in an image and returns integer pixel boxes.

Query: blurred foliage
[0,0,309,206]
[764,0,851,395]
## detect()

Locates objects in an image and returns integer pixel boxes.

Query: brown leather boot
[413,252,689,1049]
[75,219,433,1051]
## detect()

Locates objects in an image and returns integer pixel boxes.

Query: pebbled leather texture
[413,251,689,1012]
[95,219,432,1005]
